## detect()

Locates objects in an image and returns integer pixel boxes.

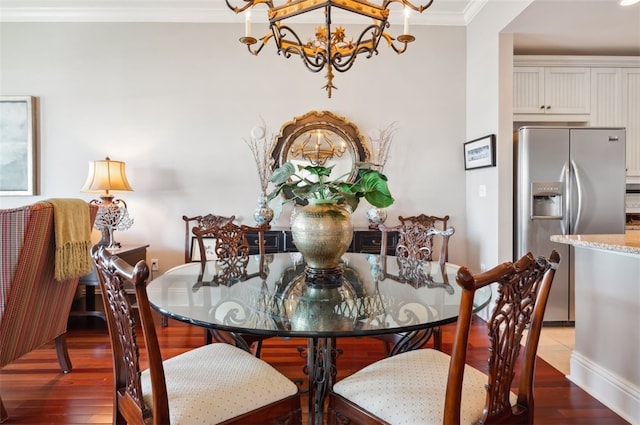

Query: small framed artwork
[464,134,496,170]
[0,96,37,195]
[190,237,218,262]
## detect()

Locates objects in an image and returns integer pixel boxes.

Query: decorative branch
[244,117,277,192]
[369,122,397,172]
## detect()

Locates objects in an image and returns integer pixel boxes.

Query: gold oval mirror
[271,110,370,184]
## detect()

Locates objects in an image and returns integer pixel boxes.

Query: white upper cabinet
[514,56,640,177]
[623,69,640,176]
[514,67,590,115]
[590,67,640,176]
[590,68,623,126]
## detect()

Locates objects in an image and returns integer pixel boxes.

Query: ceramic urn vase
[253,191,274,225]
[290,200,353,279]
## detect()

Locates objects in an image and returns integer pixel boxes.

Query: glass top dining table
[146,252,491,338]
[146,252,492,425]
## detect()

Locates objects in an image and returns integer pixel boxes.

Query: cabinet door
[623,69,640,176]
[544,67,590,114]
[514,67,590,115]
[590,68,623,126]
[513,67,545,114]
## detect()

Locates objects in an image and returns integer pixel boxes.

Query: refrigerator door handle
[571,159,584,234]
[561,161,570,235]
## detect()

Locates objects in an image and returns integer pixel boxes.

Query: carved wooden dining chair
[157,213,235,328]
[182,213,236,263]
[377,218,455,354]
[92,246,301,425]
[192,220,272,355]
[396,214,451,261]
[328,250,560,425]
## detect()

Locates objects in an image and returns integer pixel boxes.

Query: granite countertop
[550,230,640,256]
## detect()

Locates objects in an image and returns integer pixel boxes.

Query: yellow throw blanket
[48,198,93,281]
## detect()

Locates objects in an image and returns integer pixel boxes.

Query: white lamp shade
[81,157,133,194]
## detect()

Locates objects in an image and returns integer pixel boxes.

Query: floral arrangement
[244,118,277,193]
[369,122,397,172]
[267,161,394,212]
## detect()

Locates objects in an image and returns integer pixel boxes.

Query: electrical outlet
[151,259,159,271]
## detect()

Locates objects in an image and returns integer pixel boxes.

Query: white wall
[0,22,468,273]
[465,1,532,275]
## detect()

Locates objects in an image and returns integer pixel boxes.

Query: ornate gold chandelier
[225,0,435,98]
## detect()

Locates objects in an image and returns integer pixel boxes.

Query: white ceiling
[506,0,640,56]
[0,0,638,56]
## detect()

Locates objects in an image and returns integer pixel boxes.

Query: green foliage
[267,162,394,212]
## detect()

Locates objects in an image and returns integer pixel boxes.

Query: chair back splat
[328,250,560,425]
[182,214,235,263]
[190,220,273,352]
[92,246,301,425]
[376,214,453,354]
[398,214,450,261]
[192,220,269,280]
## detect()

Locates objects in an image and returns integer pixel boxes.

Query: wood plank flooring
[0,313,629,424]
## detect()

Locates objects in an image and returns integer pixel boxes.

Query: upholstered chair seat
[332,348,516,425]
[140,342,299,424]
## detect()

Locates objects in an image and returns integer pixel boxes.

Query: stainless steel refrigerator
[514,126,626,323]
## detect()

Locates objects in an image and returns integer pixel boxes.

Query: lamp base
[96,226,121,249]
[90,197,132,250]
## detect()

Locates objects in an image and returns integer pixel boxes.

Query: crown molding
[0,0,471,25]
[515,55,640,67]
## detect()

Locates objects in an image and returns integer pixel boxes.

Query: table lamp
[81,156,134,249]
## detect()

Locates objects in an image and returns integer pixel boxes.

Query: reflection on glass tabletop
[146,253,492,337]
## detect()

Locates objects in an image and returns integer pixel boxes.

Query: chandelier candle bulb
[404,7,410,35]
[245,10,251,37]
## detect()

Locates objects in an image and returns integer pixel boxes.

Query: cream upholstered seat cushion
[141,342,298,424]
[332,348,516,425]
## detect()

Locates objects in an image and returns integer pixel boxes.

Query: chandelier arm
[225,0,273,14]
[380,32,411,55]
[274,25,328,72]
[280,44,328,73]
[243,33,274,56]
[329,24,385,72]
[383,0,435,13]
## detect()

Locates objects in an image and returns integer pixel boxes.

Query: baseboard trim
[568,351,640,424]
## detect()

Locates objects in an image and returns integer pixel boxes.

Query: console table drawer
[247,231,285,254]
[352,230,398,255]
[284,231,298,252]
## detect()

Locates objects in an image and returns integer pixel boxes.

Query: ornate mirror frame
[271,110,370,183]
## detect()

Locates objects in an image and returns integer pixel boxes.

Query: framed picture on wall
[0,96,37,195]
[464,134,496,170]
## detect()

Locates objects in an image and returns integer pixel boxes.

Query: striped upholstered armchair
[0,200,97,423]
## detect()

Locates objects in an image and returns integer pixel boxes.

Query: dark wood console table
[70,244,149,322]
[246,229,398,255]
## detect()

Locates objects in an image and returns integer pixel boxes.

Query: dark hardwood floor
[0,313,629,424]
